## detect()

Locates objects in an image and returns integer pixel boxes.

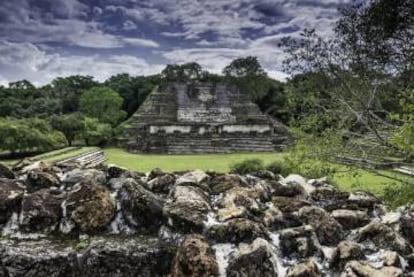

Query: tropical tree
[81,117,112,146]
[280,0,414,158]
[223,56,270,101]
[161,62,203,82]
[105,74,160,117]
[390,90,414,157]
[50,113,84,146]
[79,87,126,126]
[52,75,98,113]
[0,117,65,153]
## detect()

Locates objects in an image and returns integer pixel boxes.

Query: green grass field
[104,147,287,172]
[104,147,411,196]
[331,168,407,195]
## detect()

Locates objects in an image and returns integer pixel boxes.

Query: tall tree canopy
[0,117,65,153]
[281,0,414,158]
[161,62,203,82]
[79,87,126,126]
[52,75,99,113]
[50,113,84,146]
[104,74,160,117]
[223,56,270,101]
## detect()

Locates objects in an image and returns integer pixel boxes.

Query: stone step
[167,144,275,149]
[394,167,414,176]
[168,139,275,145]
[168,145,274,149]
[168,144,274,148]
[166,145,276,154]
[166,149,274,154]
[56,150,106,167]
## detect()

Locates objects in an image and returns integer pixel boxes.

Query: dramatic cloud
[0,0,349,85]
[0,40,163,85]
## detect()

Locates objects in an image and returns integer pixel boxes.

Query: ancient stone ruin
[1,160,414,276]
[119,83,289,153]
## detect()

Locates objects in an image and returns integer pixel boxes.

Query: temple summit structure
[119,83,289,153]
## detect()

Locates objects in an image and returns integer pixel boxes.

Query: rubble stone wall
[1,161,414,276]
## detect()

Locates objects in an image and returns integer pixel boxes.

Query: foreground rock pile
[0,160,414,276]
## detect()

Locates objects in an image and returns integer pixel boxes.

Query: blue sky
[0,0,348,86]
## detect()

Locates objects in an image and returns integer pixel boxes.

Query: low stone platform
[55,150,105,168]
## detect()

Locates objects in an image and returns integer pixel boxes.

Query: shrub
[383,183,414,208]
[266,161,285,175]
[0,117,65,153]
[282,155,338,179]
[230,158,264,174]
[75,236,89,251]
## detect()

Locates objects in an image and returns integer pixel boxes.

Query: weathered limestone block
[209,174,248,195]
[26,170,60,193]
[0,178,25,224]
[271,181,308,199]
[331,209,370,230]
[382,250,400,267]
[20,188,66,233]
[146,173,175,194]
[356,221,412,255]
[62,183,115,234]
[271,196,312,213]
[280,225,319,258]
[400,206,414,246]
[331,241,364,270]
[208,218,268,243]
[286,260,321,277]
[0,239,79,277]
[226,238,278,277]
[0,163,14,179]
[82,236,175,277]
[171,234,218,277]
[299,206,344,246]
[62,168,106,187]
[163,185,210,233]
[341,261,403,277]
[118,178,164,232]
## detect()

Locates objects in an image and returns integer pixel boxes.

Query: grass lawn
[104,147,412,196]
[104,147,288,172]
[332,168,408,196]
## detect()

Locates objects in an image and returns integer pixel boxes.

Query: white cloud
[160,41,289,82]
[93,6,103,16]
[120,0,346,44]
[0,0,351,84]
[0,40,164,85]
[123,37,159,48]
[0,75,8,86]
[0,18,160,49]
[123,20,137,30]
[0,1,160,49]
[266,70,289,82]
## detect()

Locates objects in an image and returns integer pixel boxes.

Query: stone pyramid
[119,82,289,153]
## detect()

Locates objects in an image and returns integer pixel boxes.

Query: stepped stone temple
[119,83,290,153]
